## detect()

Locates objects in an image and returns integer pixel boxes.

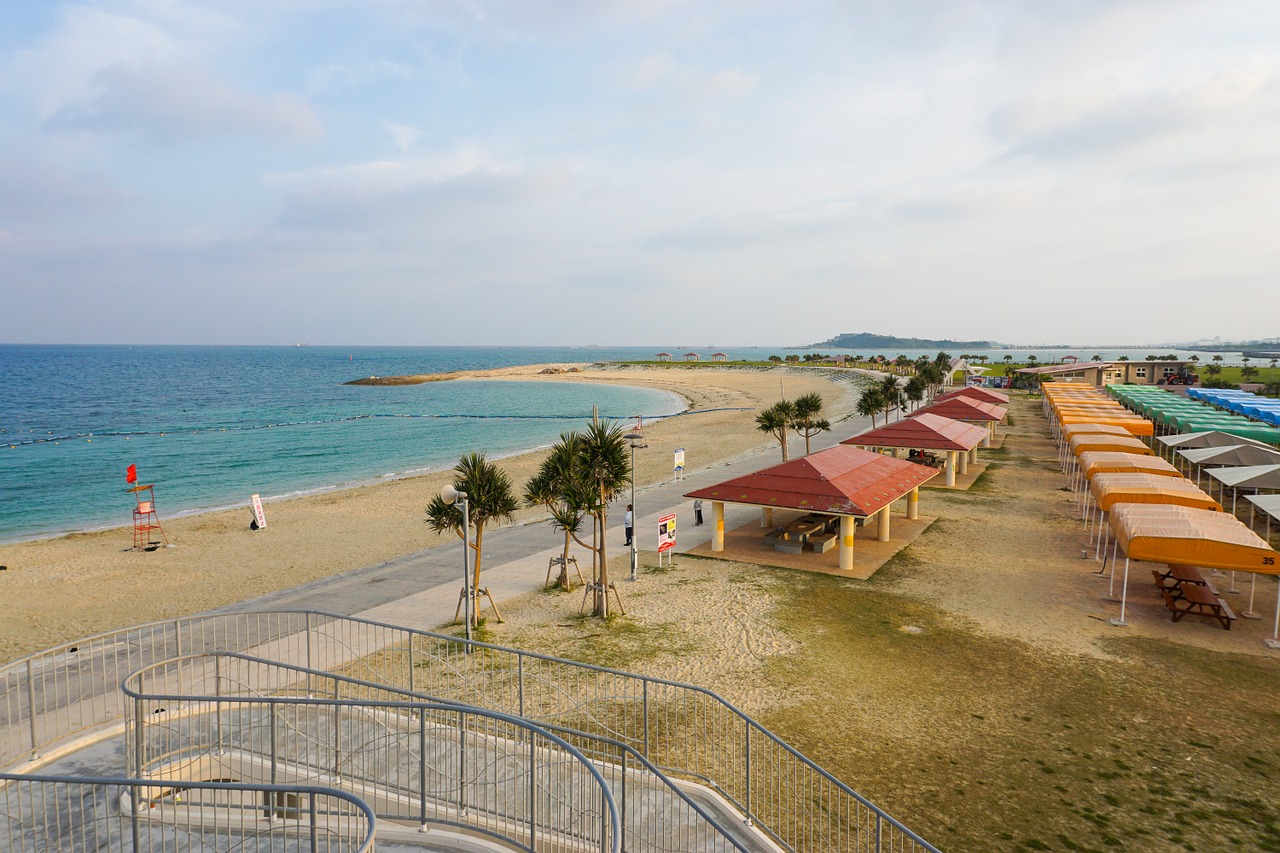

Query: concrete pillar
[907,488,919,520]
[958,450,969,475]
[968,446,978,465]
[945,451,957,487]
[877,506,891,542]
[891,447,901,458]
[712,501,725,552]
[839,515,855,571]
[760,506,773,528]
[983,422,994,447]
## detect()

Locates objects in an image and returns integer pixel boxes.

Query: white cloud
[45,63,323,144]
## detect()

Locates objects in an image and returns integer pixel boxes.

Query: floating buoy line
[3,407,750,448]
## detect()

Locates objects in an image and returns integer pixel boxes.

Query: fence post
[518,653,525,717]
[214,657,223,754]
[333,685,341,778]
[458,710,468,816]
[305,613,314,696]
[309,792,319,852]
[745,723,753,827]
[419,711,428,830]
[876,813,882,853]
[642,680,649,759]
[528,729,537,850]
[25,659,37,756]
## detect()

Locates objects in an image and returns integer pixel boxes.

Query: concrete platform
[686,512,937,581]
[922,462,990,491]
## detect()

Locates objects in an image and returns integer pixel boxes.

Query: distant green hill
[811,332,994,350]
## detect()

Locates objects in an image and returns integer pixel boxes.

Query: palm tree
[904,375,926,410]
[1204,363,1222,378]
[525,433,591,590]
[790,392,831,455]
[1241,365,1260,383]
[757,400,796,461]
[1117,355,1130,362]
[1026,354,1038,364]
[878,375,902,423]
[426,452,519,626]
[1002,354,1013,364]
[857,387,884,428]
[1091,354,1103,362]
[576,420,631,617]
[1212,354,1223,363]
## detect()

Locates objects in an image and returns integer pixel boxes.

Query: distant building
[1017,360,1197,387]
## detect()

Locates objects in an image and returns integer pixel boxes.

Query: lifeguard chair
[128,484,168,551]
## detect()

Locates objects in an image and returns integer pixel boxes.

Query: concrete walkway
[223,404,878,632]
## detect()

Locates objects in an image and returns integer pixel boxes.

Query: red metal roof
[911,396,1006,422]
[684,445,938,517]
[938,386,1010,405]
[840,413,989,451]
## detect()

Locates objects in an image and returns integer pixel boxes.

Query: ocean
[0,343,1232,543]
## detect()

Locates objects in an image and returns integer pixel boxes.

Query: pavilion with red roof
[910,395,1007,447]
[841,413,989,487]
[938,386,1010,406]
[684,444,938,571]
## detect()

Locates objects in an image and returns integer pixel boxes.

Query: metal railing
[1,610,943,852]
[123,653,622,852]
[126,651,757,852]
[0,773,375,852]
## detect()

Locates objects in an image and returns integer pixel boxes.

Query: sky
[1,0,1278,347]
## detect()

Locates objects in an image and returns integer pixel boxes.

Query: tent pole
[1267,579,1280,650]
[1229,570,1240,595]
[1110,557,1131,626]
[1107,540,1119,593]
[1096,513,1108,562]
[1244,573,1259,619]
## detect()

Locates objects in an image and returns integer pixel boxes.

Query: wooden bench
[1156,577,1236,630]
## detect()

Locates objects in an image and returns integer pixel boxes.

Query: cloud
[307,59,415,94]
[623,53,758,99]
[385,122,423,151]
[43,63,322,144]
[0,159,122,225]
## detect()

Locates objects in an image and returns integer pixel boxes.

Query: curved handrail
[0,772,376,853]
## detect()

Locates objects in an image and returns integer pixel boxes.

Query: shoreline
[0,364,862,662]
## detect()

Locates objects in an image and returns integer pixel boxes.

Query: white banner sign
[251,494,267,530]
[673,448,685,470]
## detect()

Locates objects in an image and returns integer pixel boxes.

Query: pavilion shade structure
[841,413,988,452]
[1207,464,1280,491]
[1157,430,1278,452]
[911,396,1006,423]
[937,386,1010,405]
[1108,503,1279,574]
[1069,434,1154,456]
[1089,473,1221,512]
[1062,423,1134,440]
[1078,451,1182,479]
[1179,444,1280,468]
[684,444,938,518]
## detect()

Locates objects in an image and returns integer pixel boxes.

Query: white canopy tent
[1206,464,1280,514]
[1179,445,1280,493]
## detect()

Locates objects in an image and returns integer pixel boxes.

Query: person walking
[693,499,704,526]
[624,505,634,546]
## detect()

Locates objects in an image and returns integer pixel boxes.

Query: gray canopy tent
[1179,445,1280,493]
[1158,430,1277,471]
[1206,464,1280,515]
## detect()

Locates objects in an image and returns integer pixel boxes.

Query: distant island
[809,332,995,350]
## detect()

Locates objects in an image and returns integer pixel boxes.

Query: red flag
[126,464,137,484]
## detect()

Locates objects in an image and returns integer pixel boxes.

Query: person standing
[624,504,634,546]
[693,499,704,526]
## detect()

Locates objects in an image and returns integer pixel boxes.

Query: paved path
[223,404,876,632]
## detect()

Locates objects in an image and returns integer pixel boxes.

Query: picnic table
[1151,565,1236,629]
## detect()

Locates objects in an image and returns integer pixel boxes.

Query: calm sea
[0,343,1232,542]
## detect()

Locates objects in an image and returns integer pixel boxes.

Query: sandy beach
[0,363,861,662]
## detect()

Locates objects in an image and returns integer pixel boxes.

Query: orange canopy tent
[1105,503,1280,630]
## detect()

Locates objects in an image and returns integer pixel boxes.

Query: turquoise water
[0,346,693,542]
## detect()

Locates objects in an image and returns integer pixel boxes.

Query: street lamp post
[624,432,646,581]
[441,484,472,651]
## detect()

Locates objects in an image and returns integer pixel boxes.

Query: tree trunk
[471,525,484,626]
[560,528,571,588]
[596,494,610,617]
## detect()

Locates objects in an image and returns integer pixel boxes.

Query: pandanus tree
[757,400,796,461]
[576,420,631,617]
[790,392,831,455]
[878,374,902,423]
[857,387,885,428]
[525,433,591,590]
[425,452,518,626]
